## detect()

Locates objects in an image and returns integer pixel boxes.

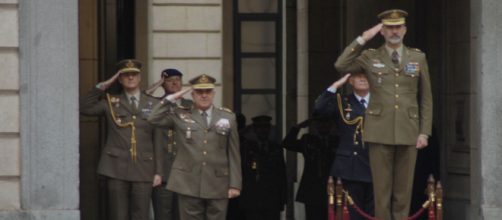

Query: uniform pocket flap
[105,148,122,158]
[141,152,154,161]
[408,107,419,119]
[173,163,193,172]
[366,104,382,116]
[215,169,229,177]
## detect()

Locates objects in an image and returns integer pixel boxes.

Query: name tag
[373,63,385,68]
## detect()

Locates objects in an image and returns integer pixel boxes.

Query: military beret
[116,59,142,74]
[161,68,183,78]
[378,9,408,26]
[189,74,216,89]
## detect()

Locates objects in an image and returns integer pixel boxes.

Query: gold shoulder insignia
[219,107,233,113]
[177,104,190,110]
[367,48,376,51]
[410,48,422,52]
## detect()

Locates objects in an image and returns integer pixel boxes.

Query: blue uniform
[315,90,374,220]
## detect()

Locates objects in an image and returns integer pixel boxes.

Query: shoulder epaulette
[218,107,233,113]
[410,48,423,53]
[177,104,190,110]
[367,48,376,51]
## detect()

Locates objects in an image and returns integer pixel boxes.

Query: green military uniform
[80,59,163,220]
[151,97,192,220]
[334,10,433,220]
[149,68,193,220]
[148,74,242,220]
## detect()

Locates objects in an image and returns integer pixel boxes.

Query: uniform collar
[385,44,404,58]
[125,90,141,102]
[354,93,370,105]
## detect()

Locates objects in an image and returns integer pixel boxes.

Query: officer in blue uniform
[315,73,374,220]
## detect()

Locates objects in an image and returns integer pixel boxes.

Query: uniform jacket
[80,88,163,182]
[147,100,242,199]
[282,127,337,206]
[239,139,286,211]
[335,40,433,145]
[315,91,372,183]
[154,98,193,182]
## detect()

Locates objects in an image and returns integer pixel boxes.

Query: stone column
[0,0,81,219]
[471,0,502,219]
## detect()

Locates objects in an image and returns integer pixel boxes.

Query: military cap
[189,74,216,89]
[378,9,408,26]
[161,68,183,78]
[116,59,142,74]
[251,115,272,126]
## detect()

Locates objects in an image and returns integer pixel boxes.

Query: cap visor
[192,84,215,89]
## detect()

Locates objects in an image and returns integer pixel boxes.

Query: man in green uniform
[80,59,163,220]
[146,68,193,220]
[334,9,433,220]
[148,74,242,220]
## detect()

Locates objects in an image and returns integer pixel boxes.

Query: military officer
[147,74,242,220]
[282,113,338,220]
[146,68,193,220]
[80,59,163,220]
[240,115,287,220]
[314,73,374,220]
[334,9,433,220]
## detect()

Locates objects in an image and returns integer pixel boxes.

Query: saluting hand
[362,23,383,42]
[165,87,192,102]
[330,73,351,89]
[97,71,121,91]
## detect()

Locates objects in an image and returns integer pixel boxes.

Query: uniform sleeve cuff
[327,87,337,93]
[356,36,366,45]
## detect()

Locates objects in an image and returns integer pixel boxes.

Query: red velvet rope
[343,192,431,220]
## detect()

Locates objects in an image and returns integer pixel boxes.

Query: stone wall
[0,0,20,211]
[0,0,80,219]
[149,0,224,106]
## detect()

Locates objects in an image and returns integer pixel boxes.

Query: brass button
[203,151,207,155]
[369,111,373,114]
[395,105,399,109]
[132,115,136,119]
[351,48,355,52]
[378,72,382,76]
[203,140,207,144]
[395,84,399,88]
[395,73,399,77]
[395,94,399,98]
[353,152,358,155]
[202,162,206,166]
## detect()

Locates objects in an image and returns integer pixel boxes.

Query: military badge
[344,102,353,119]
[405,62,420,75]
[110,97,120,107]
[372,63,385,68]
[215,118,231,135]
[186,127,192,139]
[178,113,195,123]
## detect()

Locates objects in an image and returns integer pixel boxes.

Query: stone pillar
[0,0,80,219]
[471,0,502,219]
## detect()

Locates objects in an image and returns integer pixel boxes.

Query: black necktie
[201,111,208,127]
[130,96,138,111]
[391,50,399,66]
[360,99,367,109]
